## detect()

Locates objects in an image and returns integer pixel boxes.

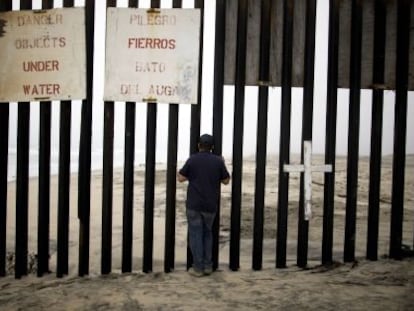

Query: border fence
[0,0,413,279]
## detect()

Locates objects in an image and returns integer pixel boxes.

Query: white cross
[283,141,333,221]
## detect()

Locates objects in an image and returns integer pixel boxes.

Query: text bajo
[136,61,165,73]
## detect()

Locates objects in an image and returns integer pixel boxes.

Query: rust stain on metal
[146,8,160,14]
[142,96,157,102]
[370,83,387,90]
[0,19,6,38]
[257,80,272,87]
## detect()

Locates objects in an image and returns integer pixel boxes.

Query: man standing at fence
[177,134,230,277]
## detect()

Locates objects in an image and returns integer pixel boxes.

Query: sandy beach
[1,155,413,310]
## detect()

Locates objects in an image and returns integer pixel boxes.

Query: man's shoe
[188,267,204,277]
[204,268,213,275]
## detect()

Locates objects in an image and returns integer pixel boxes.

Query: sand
[1,155,413,310]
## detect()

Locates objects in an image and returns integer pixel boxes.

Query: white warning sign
[104,8,201,104]
[0,8,86,102]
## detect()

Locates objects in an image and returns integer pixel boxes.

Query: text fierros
[128,37,176,49]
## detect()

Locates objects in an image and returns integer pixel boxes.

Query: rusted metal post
[101,102,114,276]
[55,0,74,279]
[14,0,32,280]
[322,0,340,265]
[390,0,410,260]
[297,0,317,269]
[56,96,72,278]
[164,0,182,274]
[276,0,294,269]
[165,102,179,273]
[142,0,160,274]
[344,0,363,263]
[188,1,203,157]
[122,97,136,273]
[101,0,117,276]
[78,0,95,277]
[143,103,157,273]
[122,0,139,274]
[56,1,74,277]
[186,0,204,270]
[37,0,54,277]
[211,0,226,271]
[55,98,71,277]
[367,0,387,261]
[252,0,271,271]
[229,0,248,271]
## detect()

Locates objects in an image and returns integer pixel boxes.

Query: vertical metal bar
[297,0,317,268]
[229,0,248,271]
[164,0,182,273]
[0,0,12,278]
[0,100,9,276]
[193,0,204,144]
[186,0,204,270]
[78,0,95,276]
[143,102,157,273]
[189,0,204,158]
[252,0,271,271]
[56,101,71,278]
[211,0,226,270]
[122,101,135,273]
[276,0,294,269]
[142,0,160,273]
[102,0,117,276]
[55,0,74,279]
[101,102,114,275]
[322,0,340,265]
[15,0,32,280]
[367,0,386,261]
[15,102,30,279]
[344,0,363,263]
[38,114,52,277]
[389,0,410,260]
[37,0,54,278]
[121,0,139,275]
[164,104,179,273]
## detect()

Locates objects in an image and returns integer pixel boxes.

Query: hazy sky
[6,0,414,173]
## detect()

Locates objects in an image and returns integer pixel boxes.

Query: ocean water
[6,148,145,182]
